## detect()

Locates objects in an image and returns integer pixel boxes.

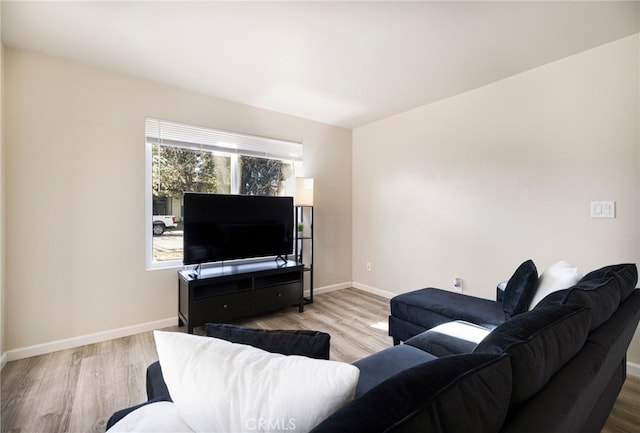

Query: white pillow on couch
[153,330,359,433]
[528,260,582,309]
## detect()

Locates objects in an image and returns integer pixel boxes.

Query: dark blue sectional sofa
[373,262,640,433]
[108,263,640,433]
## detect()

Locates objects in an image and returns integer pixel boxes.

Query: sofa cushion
[204,323,330,359]
[405,321,491,357]
[352,344,437,398]
[146,361,171,401]
[537,271,621,331]
[473,304,591,406]
[579,263,638,302]
[310,354,512,433]
[608,264,638,301]
[503,259,538,318]
[154,330,359,433]
[528,260,582,309]
[390,288,507,332]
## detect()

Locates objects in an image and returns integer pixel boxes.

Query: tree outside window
[239,155,293,196]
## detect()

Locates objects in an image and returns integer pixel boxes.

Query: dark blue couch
[371,263,640,433]
[109,264,640,433]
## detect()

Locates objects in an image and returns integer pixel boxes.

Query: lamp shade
[295,177,314,206]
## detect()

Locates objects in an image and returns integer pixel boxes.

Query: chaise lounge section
[388,259,540,344]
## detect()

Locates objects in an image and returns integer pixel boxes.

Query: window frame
[145,118,302,270]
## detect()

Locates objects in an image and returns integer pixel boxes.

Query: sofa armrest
[204,323,331,359]
[146,360,171,401]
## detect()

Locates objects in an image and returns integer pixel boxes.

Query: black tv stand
[178,260,304,333]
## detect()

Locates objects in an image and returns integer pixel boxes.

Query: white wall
[353,35,640,362]
[3,48,352,355]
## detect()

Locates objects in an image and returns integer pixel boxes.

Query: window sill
[146,260,182,271]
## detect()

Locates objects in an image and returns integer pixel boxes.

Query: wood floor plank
[1,288,638,432]
[4,349,82,433]
[600,374,640,433]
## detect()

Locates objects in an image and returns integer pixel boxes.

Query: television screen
[183,193,294,265]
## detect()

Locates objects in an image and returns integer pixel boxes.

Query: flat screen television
[183,193,294,266]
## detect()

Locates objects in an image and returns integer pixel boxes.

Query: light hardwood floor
[1,288,638,433]
[601,374,640,433]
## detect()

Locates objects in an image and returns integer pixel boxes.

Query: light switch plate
[591,201,615,218]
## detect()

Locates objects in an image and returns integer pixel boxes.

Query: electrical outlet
[366,262,372,272]
[453,277,463,293]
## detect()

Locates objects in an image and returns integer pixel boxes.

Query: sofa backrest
[473,304,591,407]
[310,354,512,433]
[580,263,638,302]
[204,323,331,359]
[535,264,638,331]
[499,290,640,433]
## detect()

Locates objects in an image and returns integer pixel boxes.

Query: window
[146,118,302,268]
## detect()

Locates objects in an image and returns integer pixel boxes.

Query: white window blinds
[145,118,303,161]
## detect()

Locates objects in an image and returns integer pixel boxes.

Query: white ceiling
[2,1,639,129]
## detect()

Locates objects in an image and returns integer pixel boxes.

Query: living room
[1,1,640,431]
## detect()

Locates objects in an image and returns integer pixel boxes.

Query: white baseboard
[2,283,351,363]
[306,281,351,298]
[5,317,177,363]
[352,281,396,299]
[628,361,640,377]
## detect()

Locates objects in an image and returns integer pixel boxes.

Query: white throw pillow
[528,260,582,309]
[107,401,194,433]
[153,330,359,433]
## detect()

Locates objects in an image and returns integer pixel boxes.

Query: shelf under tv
[177,259,304,333]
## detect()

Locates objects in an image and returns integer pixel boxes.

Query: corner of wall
[0,10,6,368]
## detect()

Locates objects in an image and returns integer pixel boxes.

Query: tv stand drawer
[192,291,253,325]
[254,282,301,311]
